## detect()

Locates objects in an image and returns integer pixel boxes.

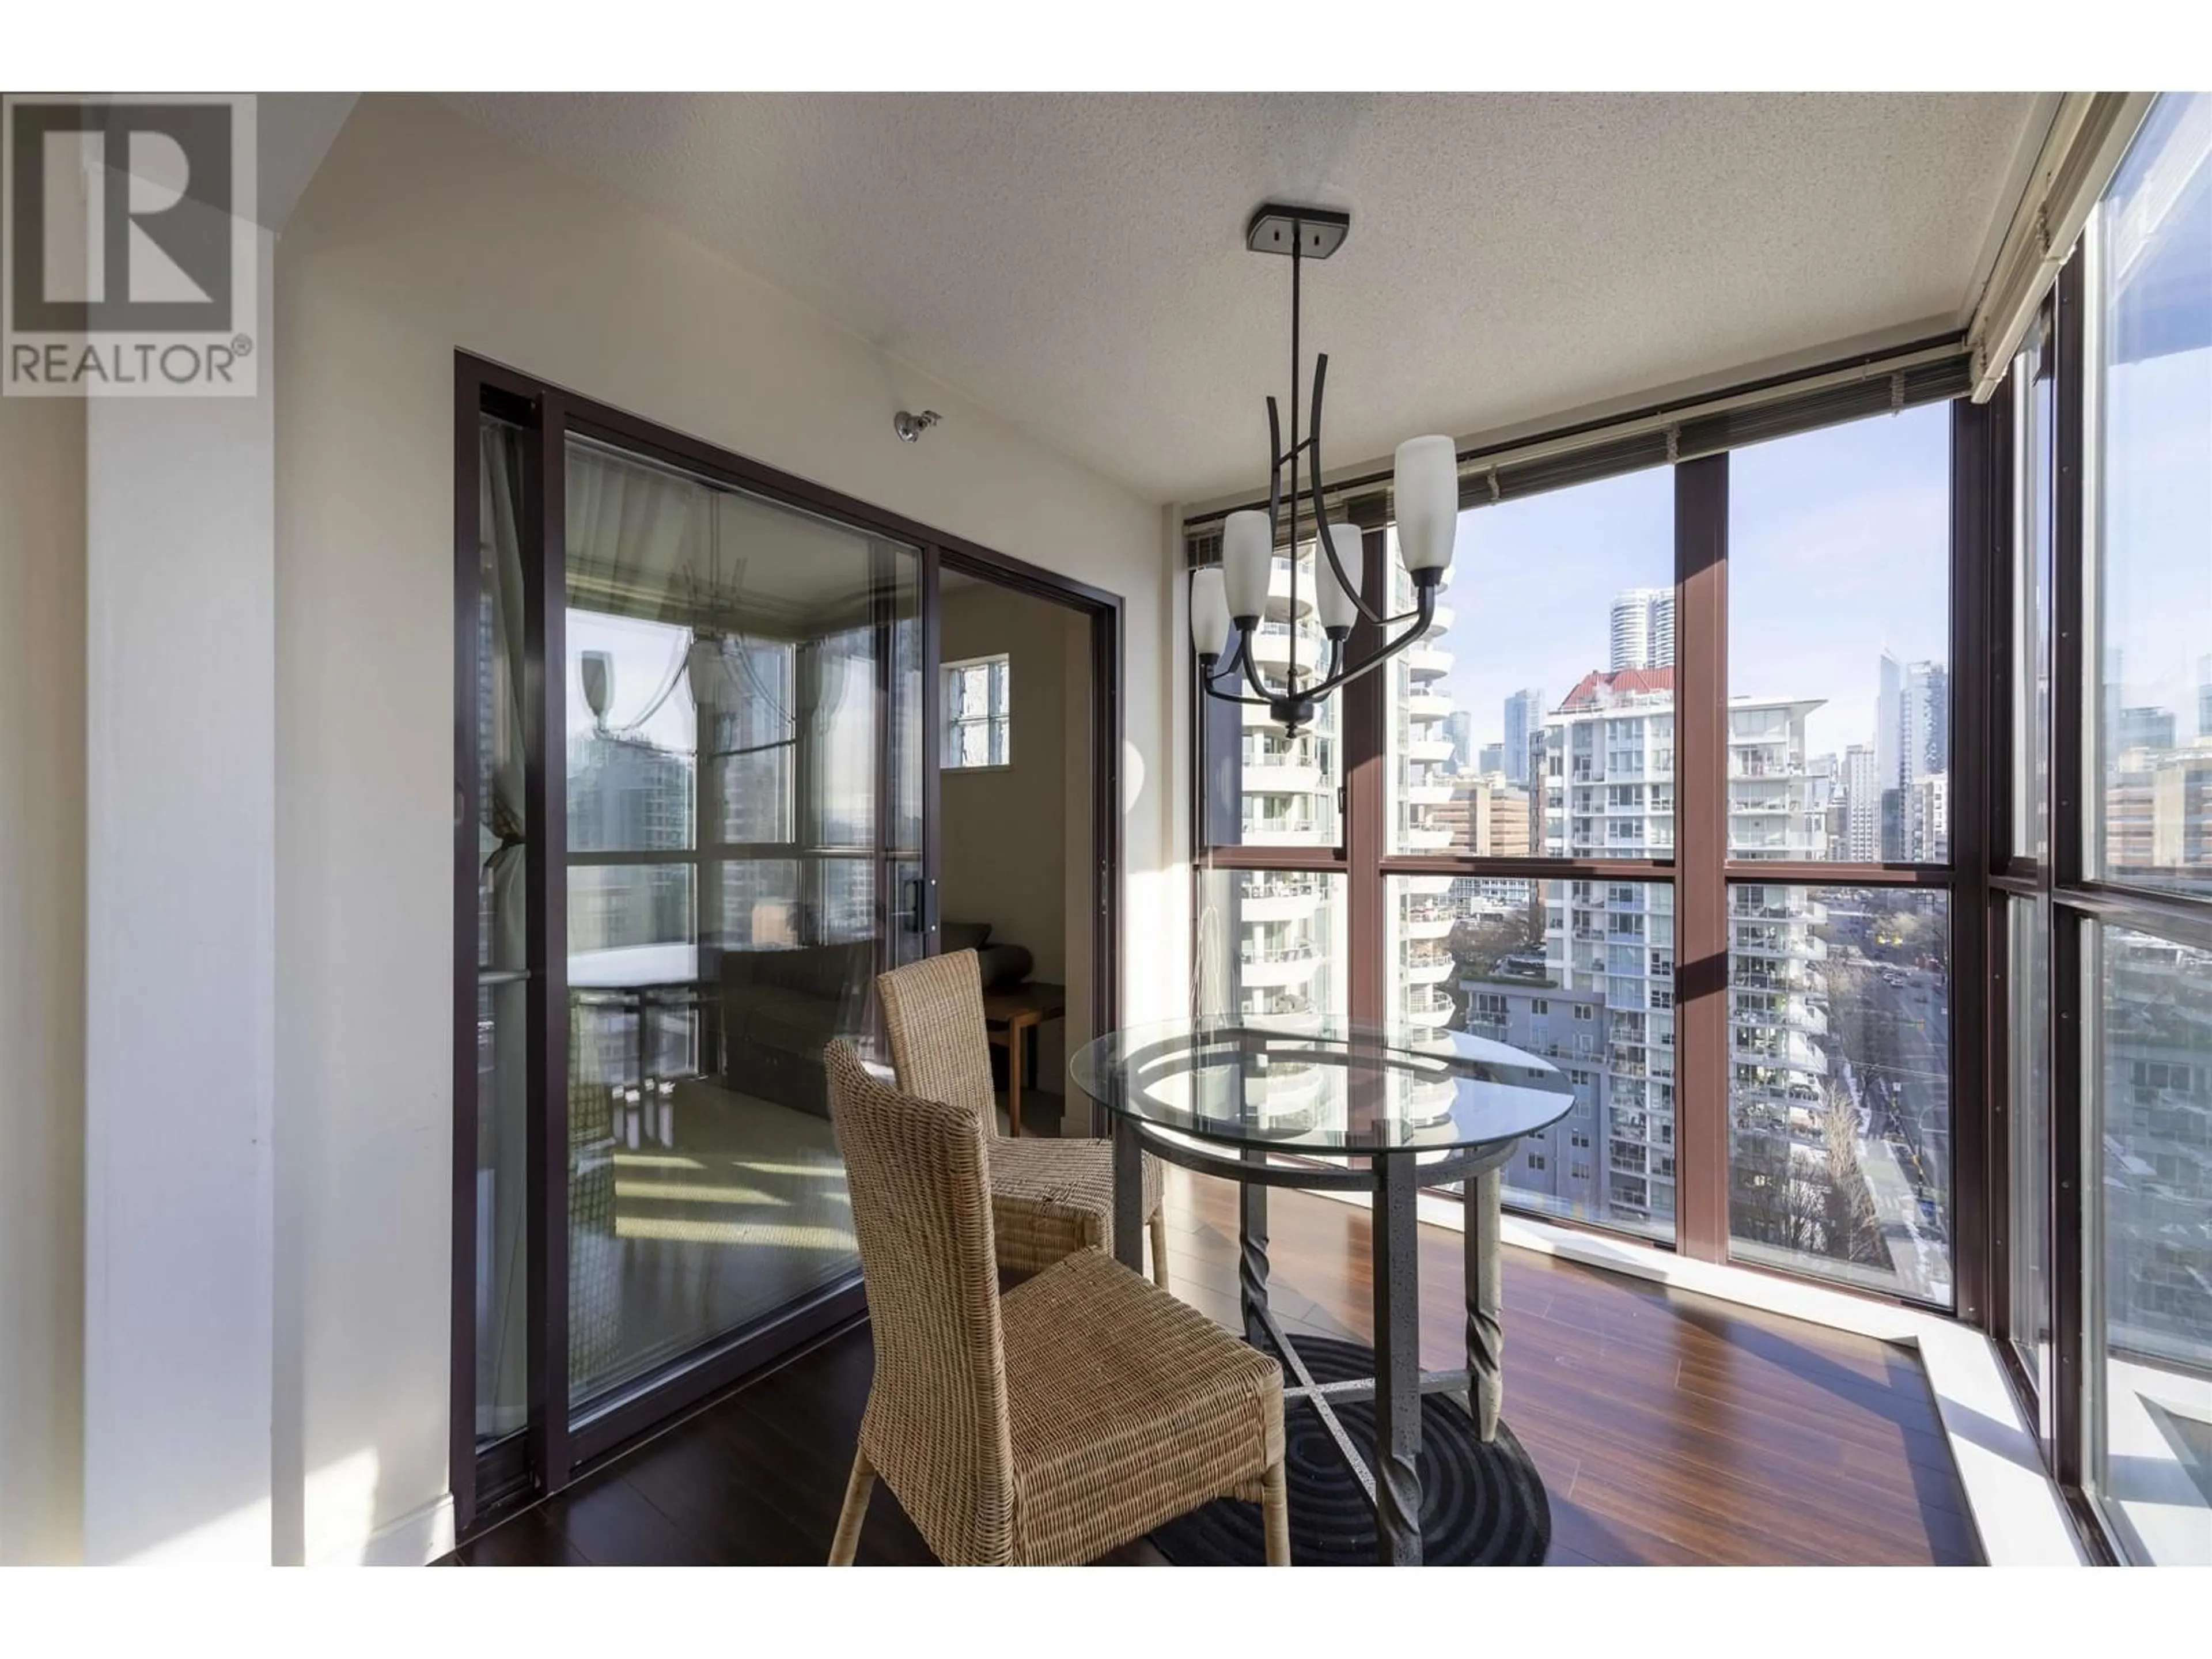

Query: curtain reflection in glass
[475,417,530,1446]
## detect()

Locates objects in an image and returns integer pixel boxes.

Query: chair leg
[1261,1457,1291,1566]
[828,1446,876,1565]
[1148,1211,1171,1291]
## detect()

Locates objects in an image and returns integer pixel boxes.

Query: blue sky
[2101,344,2212,735]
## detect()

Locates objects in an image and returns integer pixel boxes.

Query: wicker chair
[876,951,1170,1290]
[822,1041,1289,1565]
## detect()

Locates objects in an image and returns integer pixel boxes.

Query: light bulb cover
[1222,509,1272,621]
[1393,435,1459,575]
[581,650,613,720]
[1316,522,1361,632]
[1189,566,1234,660]
[687,637,726,711]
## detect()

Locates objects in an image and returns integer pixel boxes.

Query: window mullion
[1345,524,1388,1025]
[1674,453,1731,1262]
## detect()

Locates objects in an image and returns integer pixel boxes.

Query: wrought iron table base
[1112,1118,1512,1567]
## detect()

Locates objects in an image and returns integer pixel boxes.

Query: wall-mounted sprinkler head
[893,408,942,443]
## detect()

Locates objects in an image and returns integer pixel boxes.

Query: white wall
[0,397,86,1566]
[81,232,279,1566]
[274,93,1174,1561]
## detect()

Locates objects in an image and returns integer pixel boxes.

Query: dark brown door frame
[452,350,1127,1534]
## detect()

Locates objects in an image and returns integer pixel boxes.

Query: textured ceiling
[440,92,2044,503]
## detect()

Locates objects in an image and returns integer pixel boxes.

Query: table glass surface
[1069,1017,1576,1155]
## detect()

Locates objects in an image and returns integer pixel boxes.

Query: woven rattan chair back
[823,1039,1017,1563]
[876,949,998,1138]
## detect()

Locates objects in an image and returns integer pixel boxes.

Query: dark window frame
[1186,381,1976,1289]
[1183,107,2208,1562]
[1993,156,2212,1557]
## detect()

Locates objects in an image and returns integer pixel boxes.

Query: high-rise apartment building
[1444,709,1475,772]
[1537,668,1679,1223]
[1876,651,1902,845]
[1460,983,1605,1212]
[1486,778,1532,859]
[1391,563,1461,1031]
[2102,930,2212,1355]
[1531,669,1828,1230]
[1503,687,1545,783]
[1902,660,1950,778]
[1476,740,1506,776]
[1842,743,1881,862]
[1608,589,1675,672]
[1876,651,1950,860]
[1912,772,1950,863]
[2120,706,2178,753]
[2108,744,2212,884]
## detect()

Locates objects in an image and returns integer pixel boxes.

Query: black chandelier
[1191,203,1460,736]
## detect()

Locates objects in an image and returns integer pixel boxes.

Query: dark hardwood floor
[451,1164,1982,1566]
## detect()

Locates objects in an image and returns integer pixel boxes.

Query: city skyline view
[1438,404,1953,769]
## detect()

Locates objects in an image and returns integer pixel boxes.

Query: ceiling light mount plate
[1244,203,1351,260]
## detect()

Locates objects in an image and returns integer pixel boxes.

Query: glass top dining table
[1069,1016,1576,1159]
[1068,1016,1574,1565]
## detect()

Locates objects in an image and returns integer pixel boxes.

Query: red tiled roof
[1558,667,1676,710]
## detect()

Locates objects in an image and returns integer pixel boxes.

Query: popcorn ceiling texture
[441,92,2041,502]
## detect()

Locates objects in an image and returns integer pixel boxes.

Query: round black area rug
[1150,1335,1550,1566]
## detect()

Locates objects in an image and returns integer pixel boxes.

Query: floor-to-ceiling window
[2078,91,2209,1566]
[1188,364,1971,1294]
[1724,407,1956,1298]
[1994,90,2210,1567]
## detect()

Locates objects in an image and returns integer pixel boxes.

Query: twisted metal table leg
[1371,1155,1423,1565]
[1465,1166,1503,1441]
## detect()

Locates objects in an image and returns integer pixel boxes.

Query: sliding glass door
[458,364,949,1521]
[560,433,923,1418]
[457,357,1120,1531]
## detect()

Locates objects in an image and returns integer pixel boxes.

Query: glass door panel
[562,433,921,1415]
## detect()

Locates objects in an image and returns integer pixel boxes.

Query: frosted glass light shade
[1393,436,1459,575]
[688,637,729,711]
[1190,566,1234,658]
[1222,509,1272,620]
[1316,523,1361,631]
[581,650,613,720]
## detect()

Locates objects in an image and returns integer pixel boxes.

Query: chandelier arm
[1304,351,1393,626]
[1280,586,1437,707]
[1234,628,1277,703]
[1198,664,1277,708]
[1203,652,1260,694]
